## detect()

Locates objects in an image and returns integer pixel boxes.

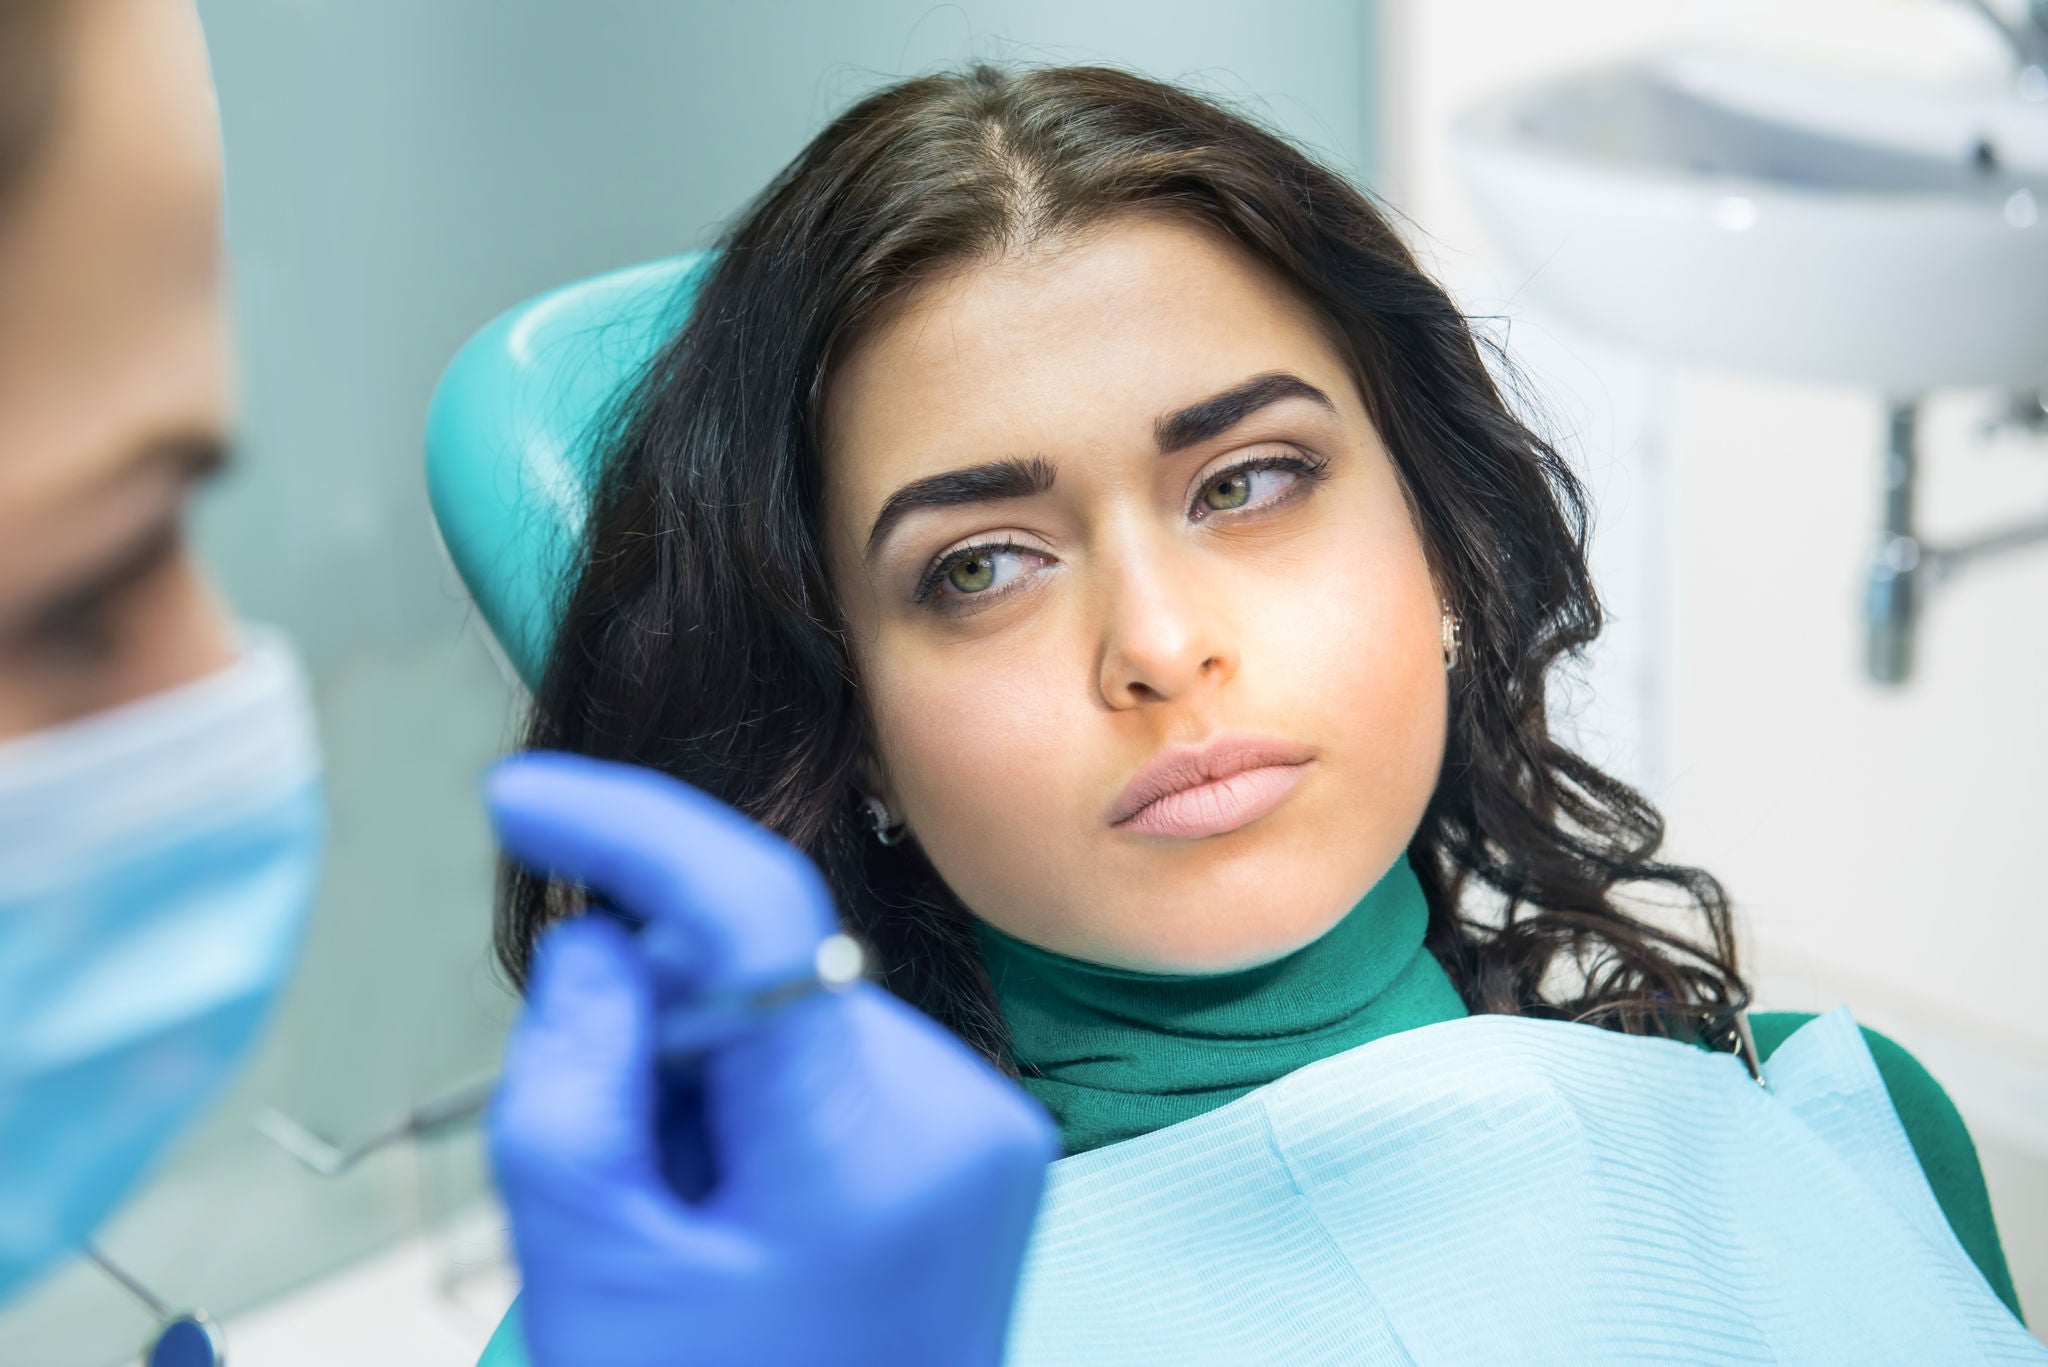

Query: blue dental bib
[1002,1007,2042,1365]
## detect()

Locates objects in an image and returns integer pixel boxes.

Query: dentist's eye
[1192,451,1331,520]
[25,593,124,668]
[13,519,181,670]
[913,541,1050,614]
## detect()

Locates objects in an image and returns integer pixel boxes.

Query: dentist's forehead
[0,0,228,505]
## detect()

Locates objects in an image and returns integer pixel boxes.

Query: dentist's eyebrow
[862,371,1337,562]
[95,431,232,496]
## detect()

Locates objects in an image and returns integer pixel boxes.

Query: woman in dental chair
[472,63,2032,1365]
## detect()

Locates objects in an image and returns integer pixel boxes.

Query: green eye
[947,554,996,593]
[1202,470,1253,511]
[913,540,1036,609]
[1189,452,1332,523]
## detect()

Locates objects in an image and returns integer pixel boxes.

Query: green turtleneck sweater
[970,853,2025,1327]
[474,855,2024,1367]
[969,852,1466,1154]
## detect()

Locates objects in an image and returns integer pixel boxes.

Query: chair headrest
[424,251,713,689]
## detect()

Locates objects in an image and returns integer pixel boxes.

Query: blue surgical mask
[0,629,324,1303]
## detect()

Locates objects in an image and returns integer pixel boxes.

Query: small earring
[1440,610,1462,671]
[861,792,906,846]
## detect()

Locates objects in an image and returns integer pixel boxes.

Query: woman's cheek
[1283,550,1447,828]
[875,671,1088,934]
[870,640,1076,836]
[1365,603,1452,831]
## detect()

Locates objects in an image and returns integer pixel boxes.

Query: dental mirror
[84,1245,227,1367]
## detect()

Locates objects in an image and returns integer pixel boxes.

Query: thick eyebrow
[1152,371,1337,456]
[862,370,1336,562]
[863,456,1058,563]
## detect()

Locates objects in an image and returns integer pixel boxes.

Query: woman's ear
[853,750,911,846]
[855,750,899,814]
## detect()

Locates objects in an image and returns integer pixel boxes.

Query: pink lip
[1109,734,1316,837]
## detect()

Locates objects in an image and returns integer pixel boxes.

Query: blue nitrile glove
[483,751,1057,1367]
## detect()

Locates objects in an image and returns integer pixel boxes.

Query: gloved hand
[483,750,1057,1367]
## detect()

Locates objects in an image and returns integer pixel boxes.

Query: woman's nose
[1094,537,1237,708]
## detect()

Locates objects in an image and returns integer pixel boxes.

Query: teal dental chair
[424,251,714,689]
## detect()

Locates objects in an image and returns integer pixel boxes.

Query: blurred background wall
[0,3,1382,1364]
[3,2,2040,1363]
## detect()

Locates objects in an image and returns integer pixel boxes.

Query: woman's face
[822,214,1447,972]
[0,0,234,742]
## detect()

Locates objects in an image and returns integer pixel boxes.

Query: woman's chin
[1078,892,1357,975]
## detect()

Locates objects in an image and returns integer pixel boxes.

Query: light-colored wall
[1381,0,2046,1333]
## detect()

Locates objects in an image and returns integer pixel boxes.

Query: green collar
[971,853,1469,1155]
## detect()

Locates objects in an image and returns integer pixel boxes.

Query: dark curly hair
[499,62,1752,1072]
